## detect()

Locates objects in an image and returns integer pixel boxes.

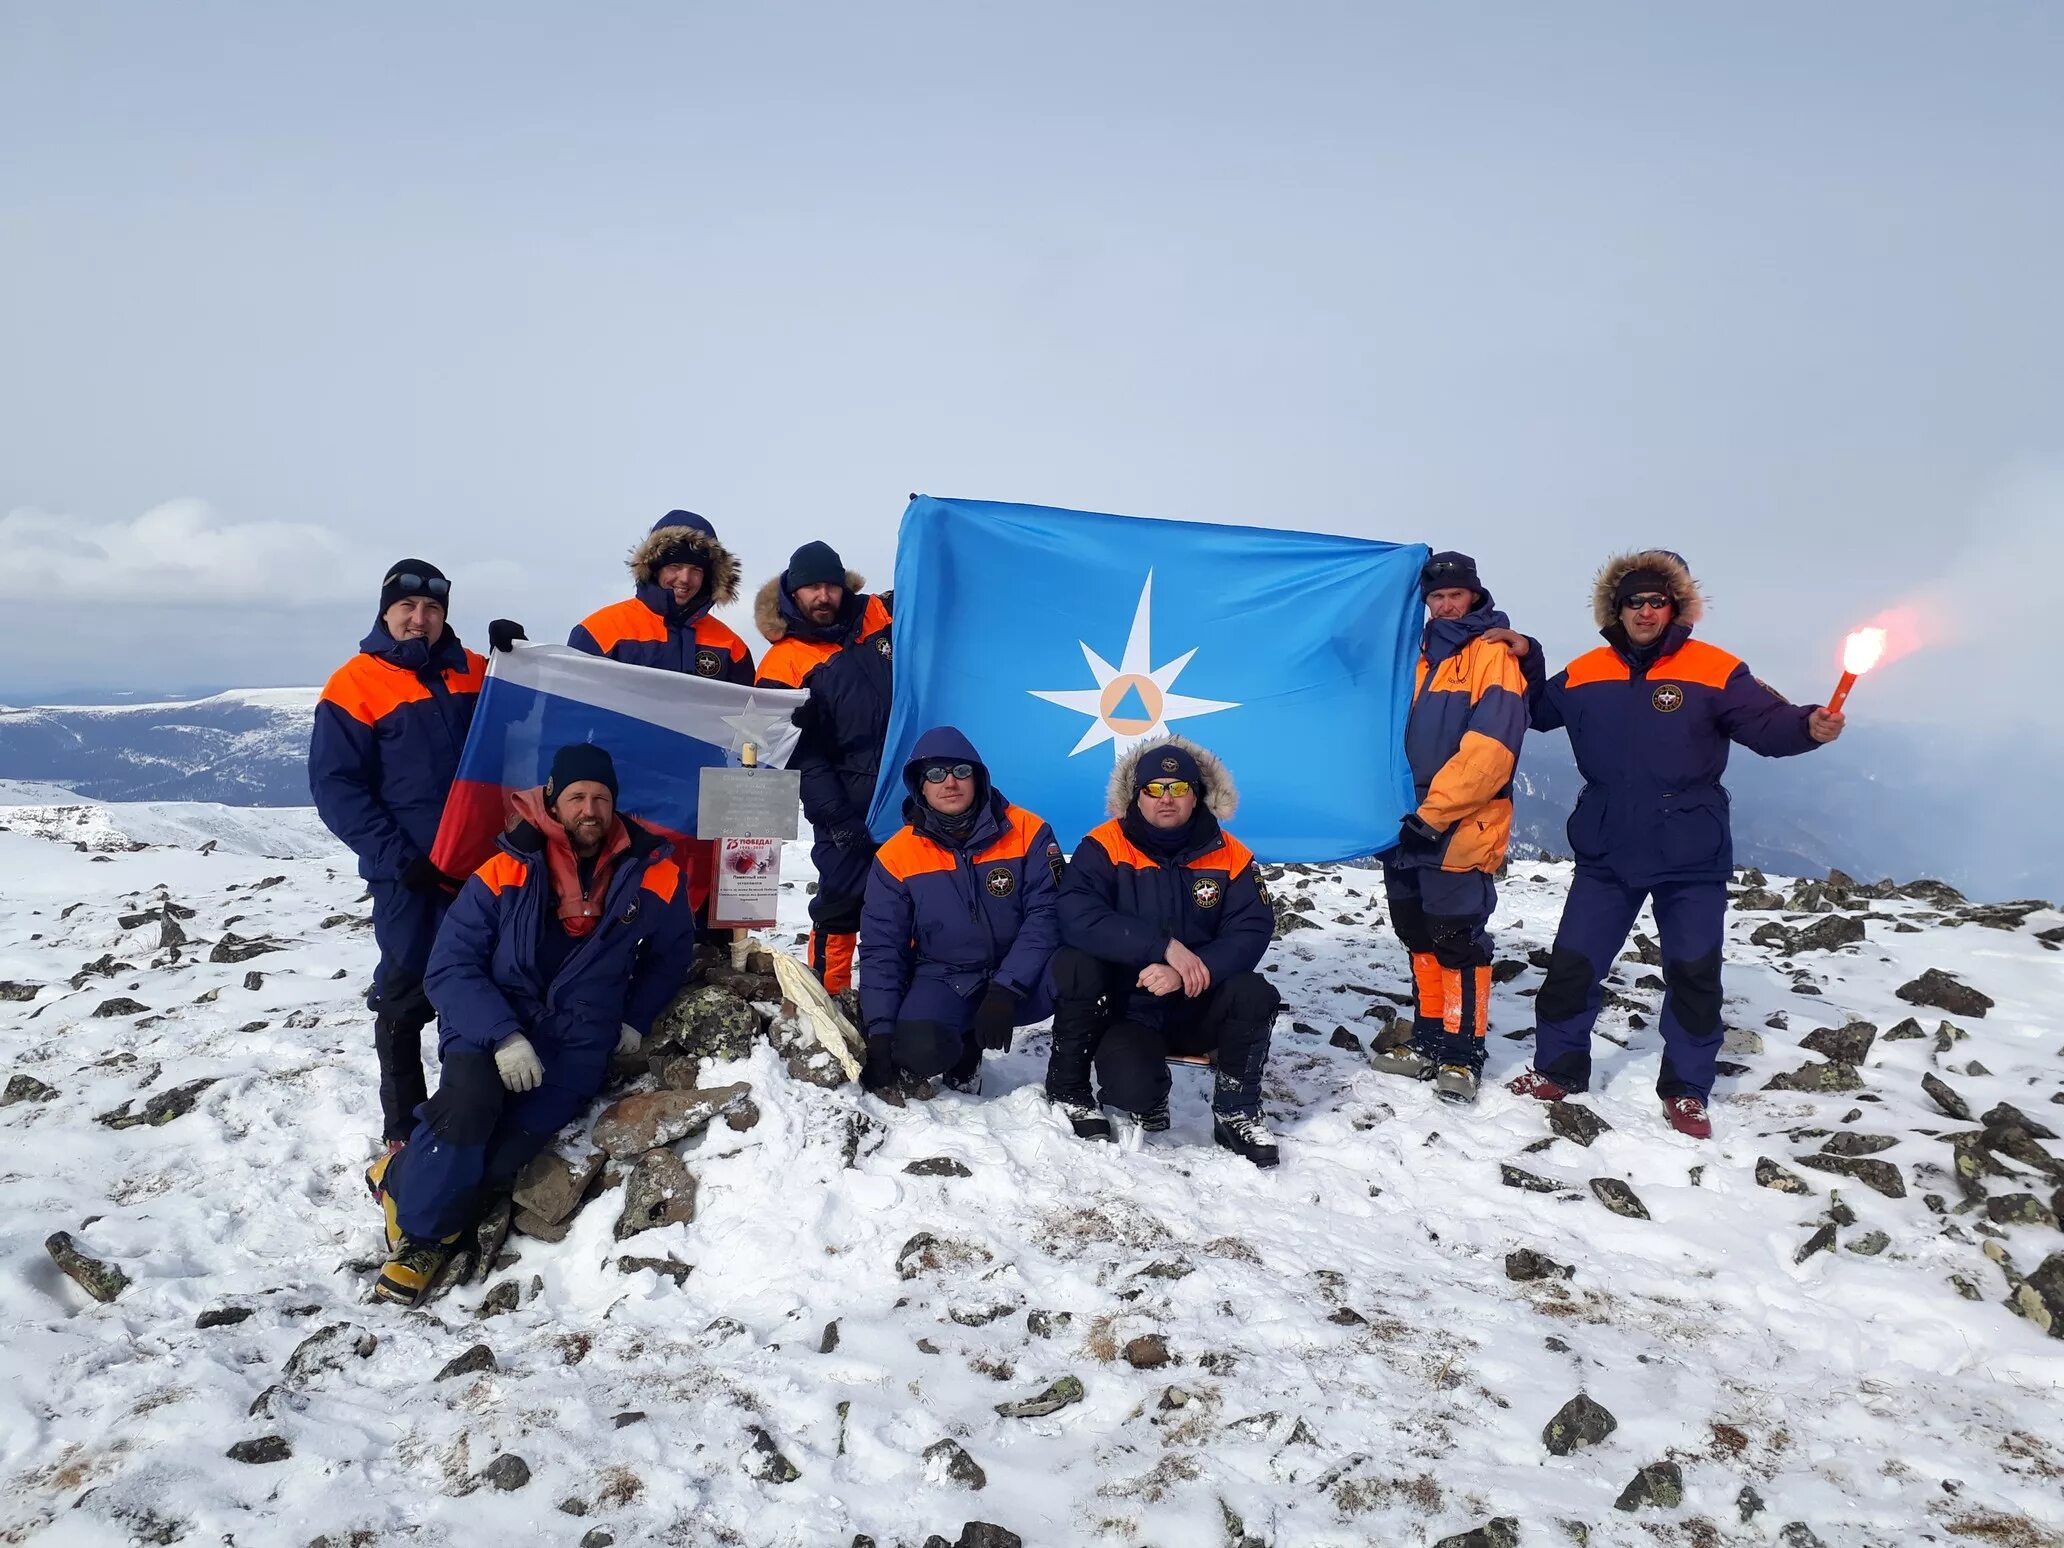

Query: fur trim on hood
[630,523,740,605]
[754,570,867,644]
[1590,549,1705,631]
[1106,736,1239,822]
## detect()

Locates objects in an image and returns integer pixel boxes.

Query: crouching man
[1045,738,1282,1166]
[858,727,1062,1098]
[366,744,695,1304]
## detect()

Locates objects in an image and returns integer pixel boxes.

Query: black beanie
[1420,551,1482,601]
[785,540,846,592]
[379,559,450,615]
[545,743,619,806]
[1614,569,1675,609]
[1135,742,1206,799]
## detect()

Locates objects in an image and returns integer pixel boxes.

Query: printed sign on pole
[710,836,781,928]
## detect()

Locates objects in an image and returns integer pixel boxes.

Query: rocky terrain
[1,798,2060,1547]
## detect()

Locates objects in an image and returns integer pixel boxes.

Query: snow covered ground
[1,799,2060,1548]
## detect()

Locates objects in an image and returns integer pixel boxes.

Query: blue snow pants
[887,973,1056,1081]
[1533,870,1727,1101]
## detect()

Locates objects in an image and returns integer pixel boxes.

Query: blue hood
[900,725,1001,835]
[1422,594,1508,669]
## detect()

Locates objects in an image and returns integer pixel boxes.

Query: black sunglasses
[922,763,975,784]
[1621,594,1672,613]
[386,572,450,600]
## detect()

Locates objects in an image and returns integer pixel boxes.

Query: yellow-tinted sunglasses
[1140,779,1193,799]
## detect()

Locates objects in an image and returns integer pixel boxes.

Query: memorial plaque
[710,837,782,928]
[697,766,802,839]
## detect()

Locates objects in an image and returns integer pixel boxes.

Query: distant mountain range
[0,688,2053,902]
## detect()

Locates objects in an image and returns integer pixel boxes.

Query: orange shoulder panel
[757,637,836,689]
[1465,635,1526,697]
[447,650,488,694]
[477,852,530,895]
[1413,656,1431,700]
[1191,832,1255,878]
[974,806,1045,864]
[319,653,432,724]
[1563,646,1632,690]
[693,615,749,659]
[581,599,667,655]
[1653,638,1742,690]
[639,858,683,903]
[877,827,956,882]
[858,596,892,640]
[1087,819,1149,870]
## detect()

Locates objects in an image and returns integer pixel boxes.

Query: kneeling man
[859,728,1061,1097]
[1046,738,1282,1166]
[367,744,695,1304]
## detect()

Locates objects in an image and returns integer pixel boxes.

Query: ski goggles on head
[1421,561,1475,588]
[1620,593,1672,613]
[1140,779,1194,799]
[921,763,976,784]
[384,572,451,599]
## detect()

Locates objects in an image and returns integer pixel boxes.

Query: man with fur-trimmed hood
[754,540,894,995]
[1513,549,1843,1138]
[563,510,754,683]
[1048,736,1282,1166]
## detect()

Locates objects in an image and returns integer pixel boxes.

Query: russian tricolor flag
[431,643,807,908]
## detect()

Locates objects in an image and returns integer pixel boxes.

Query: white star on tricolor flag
[1029,571,1240,756]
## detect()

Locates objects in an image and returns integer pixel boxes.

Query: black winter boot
[1044,948,1109,1109]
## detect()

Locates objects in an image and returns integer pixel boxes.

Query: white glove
[616,1024,642,1056]
[494,1033,544,1092]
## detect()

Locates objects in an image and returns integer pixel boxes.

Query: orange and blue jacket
[568,587,754,684]
[1399,602,1529,874]
[1531,620,1819,886]
[309,625,485,882]
[425,813,695,1061]
[755,590,892,691]
[1059,810,1274,1028]
[858,731,1062,1036]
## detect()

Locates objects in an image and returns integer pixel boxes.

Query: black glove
[972,984,1020,1051]
[828,821,870,852]
[861,1034,898,1092]
[488,619,528,653]
[1398,813,1445,849]
[402,855,458,897]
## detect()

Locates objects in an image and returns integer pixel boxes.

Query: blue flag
[870,496,1429,861]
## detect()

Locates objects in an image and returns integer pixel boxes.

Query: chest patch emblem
[695,648,722,677]
[1651,683,1684,713]
[1191,876,1223,909]
[984,865,1015,897]
[874,634,893,658]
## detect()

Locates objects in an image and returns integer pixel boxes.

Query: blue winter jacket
[1060,808,1275,1028]
[858,727,1064,1035]
[1531,621,1820,887]
[309,625,486,881]
[425,816,697,1063]
[790,618,895,836]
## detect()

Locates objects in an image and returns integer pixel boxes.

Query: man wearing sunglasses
[1047,738,1282,1166]
[857,727,1062,1098]
[1511,549,1844,1138]
[1369,552,1532,1104]
[310,560,486,1150]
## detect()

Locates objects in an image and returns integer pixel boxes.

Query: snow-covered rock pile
[2,802,2061,1548]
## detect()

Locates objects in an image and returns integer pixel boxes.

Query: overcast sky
[3,2,2060,729]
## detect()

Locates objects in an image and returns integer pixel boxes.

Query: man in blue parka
[1047,737,1281,1166]
[1511,549,1844,1137]
[565,510,755,683]
[366,744,696,1305]
[858,727,1062,1097]
[310,560,486,1147]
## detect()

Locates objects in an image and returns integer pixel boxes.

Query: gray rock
[580,1532,616,1548]
[96,1077,217,1130]
[91,996,150,1018]
[227,1435,291,1464]
[649,984,767,1064]
[1982,1103,2059,1141]
[512,1206,572,1242]
[1845,1230,1891,1256]
[436,1343,497,1381]
[617,1254,692,1286]
[1779,1527,1827,1548]
[1755,1157,1812,1194]
[196,1305,253,1329]
[1986,1194,2060,1229]
[1790,916,1867,953]
[1792,1153,1907,1198]
[510,1147,605,1226]
[283,1322,376,1380]
[209,933,285,964]
[615,1147,698,1240]
[924,1438,988,1490]
[1793,1224,1837,1263]
[1738,1483,1766,1521]
[744,1426,800,1483]
[480,1453,531,1491]
[591,1083,756,1155]
[1542,1392,1617,1454]
[0,981,41,1001]
[1881,1017,1926,1040]
[2,1072,58,1105]
[1763,1061,1863,1094]
[2012,1253,2064,1335]
[1432,1522,1519,1548]
[1500,1164,1561,1193]
[1800,1021,1877,1064]
[1547,1101,1611,1146]
[904,1157,973,1178]
[1922,1073,1973,1122]
[1896,969,1993,1019]
[1589,1178,1650,1219]
[954,1527,1023,1548]
[1124,1334,1171,1369]
[1506,1248,1574,1281]
[45,1231,129,1302]
[897,1231,992,1280]
[995,1374,1084,1418]
[1820,1133,1897,1157]
[1328,1026,1364,1053]
[1735,887,1786,911]
[1614,1460,1683,1512]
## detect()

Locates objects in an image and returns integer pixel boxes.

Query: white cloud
[0,499,371,605]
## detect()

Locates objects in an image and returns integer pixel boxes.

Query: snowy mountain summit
[2,797,2061,1548]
